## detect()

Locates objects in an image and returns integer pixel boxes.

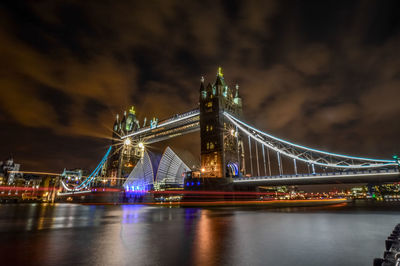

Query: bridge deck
[122,109,200,143]
[233,169,400,186]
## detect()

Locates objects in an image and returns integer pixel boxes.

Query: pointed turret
[200,76,205,92]
[214,67,228,96]
[113,114,120,132]
[120,111,127,133]
[206,83,214,96]
[233,83,242,107]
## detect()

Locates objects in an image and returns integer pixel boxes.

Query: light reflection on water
[0,202,399,266]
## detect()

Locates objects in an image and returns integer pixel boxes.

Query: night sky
[1,1,399,173]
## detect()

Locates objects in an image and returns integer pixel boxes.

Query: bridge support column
[267,147,272,176]
[248,135,253,176]
[255,141,260,177]
[262,144,267,176]
[277,152,283,176]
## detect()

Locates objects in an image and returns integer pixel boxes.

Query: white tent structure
[124,146,190,191]
[154,147,190,189]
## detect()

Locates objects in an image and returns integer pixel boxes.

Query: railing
[122,108,200,139]
[234,168,400,181]
[224,112,397,169]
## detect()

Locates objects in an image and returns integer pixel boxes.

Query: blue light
[77,146,112,189]
[227,162,239,176]
[224,112,394,163]
[197,181,200,186]
[186,182,190,186]
[191,182,194,186]
[224,112,397,168]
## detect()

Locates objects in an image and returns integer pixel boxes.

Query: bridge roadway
[233,168,400,186]
[122,109,200,143]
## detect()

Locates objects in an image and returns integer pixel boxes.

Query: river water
[0,202,399,266]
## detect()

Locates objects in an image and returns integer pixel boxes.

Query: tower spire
[217,67,223,78]
[200,76,205,92]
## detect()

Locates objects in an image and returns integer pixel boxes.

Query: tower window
[206,101,213,107]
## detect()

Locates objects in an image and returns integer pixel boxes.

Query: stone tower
[198,67,244,189]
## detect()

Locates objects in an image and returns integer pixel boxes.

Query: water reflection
[0,203,399,266]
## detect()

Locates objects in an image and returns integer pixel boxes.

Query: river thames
[0,202,399,266]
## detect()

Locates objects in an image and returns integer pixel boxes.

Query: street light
[138,142,144,150]
[124,138,131,146]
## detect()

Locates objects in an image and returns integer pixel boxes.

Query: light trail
[9,171,61,176]
[0,186,58,192]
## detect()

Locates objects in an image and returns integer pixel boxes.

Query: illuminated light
[129,106,136,115]
[138,142,144,149]
[197,181,200,186]
[124,138,131,146]
[225,112,393,162]
[77,146,111,190]
[217,66,224,77]
[122,110,199,139]
[224,112,396,168]
[191,182,194,186]
[201,168,205,173]
[186,182,190,186]
[230,129,235,136]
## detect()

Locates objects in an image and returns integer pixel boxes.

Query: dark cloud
[0,0,399,172]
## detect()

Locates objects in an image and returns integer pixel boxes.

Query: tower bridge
[121,108,200,144]
[60,68,400,192]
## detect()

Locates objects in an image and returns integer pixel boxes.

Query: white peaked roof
[124,151,154,189]
[123,146,190,189]
[155,147,190,186]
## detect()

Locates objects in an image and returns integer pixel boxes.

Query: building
[0,156,22,185]
[197,67,245,188]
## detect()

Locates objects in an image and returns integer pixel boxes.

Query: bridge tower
[106,106,142,187]
[197,67,244,189]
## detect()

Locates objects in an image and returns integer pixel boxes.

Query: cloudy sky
[1,0,399,172]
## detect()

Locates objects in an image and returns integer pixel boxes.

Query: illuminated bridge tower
[197,67,244,189]
[106,106,142,187]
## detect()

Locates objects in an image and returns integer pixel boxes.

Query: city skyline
[1,1,400,172]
